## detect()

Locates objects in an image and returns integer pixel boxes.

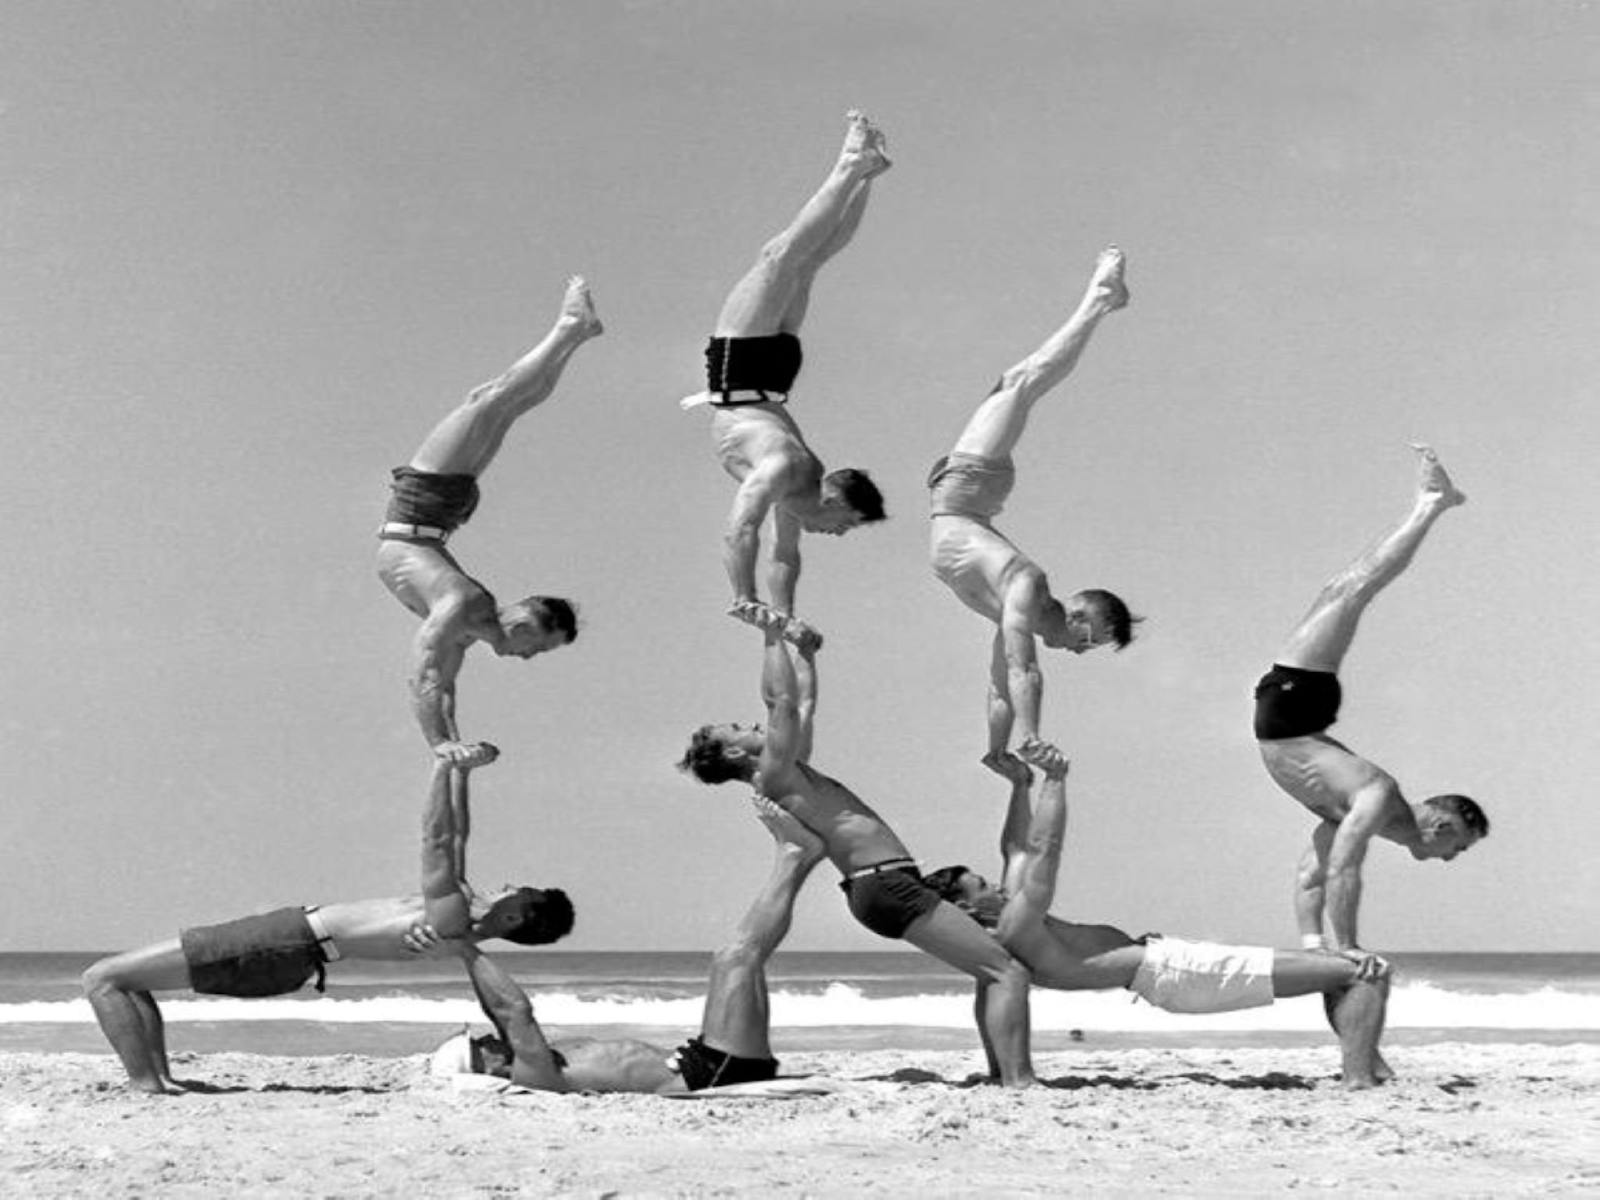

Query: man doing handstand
[377,277,603,765]
[929,249,1138,768]
[423,796,824,1094]
[679,631,1038,1088]
[685,111,890,651]
[927,754,1394,1089]
[1255,444,1488,954]
[82,753,573,1093]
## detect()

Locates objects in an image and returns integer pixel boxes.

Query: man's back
[711,404,820,493]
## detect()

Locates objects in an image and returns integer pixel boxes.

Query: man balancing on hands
[81,752,572,1093]
[1255,444,1488,955]
[928,248,1138,770]
[684,110,890,654]
[420,796,826,1094]
[926,752,1395,1089]
[679,629,1038,1088]
[377,276,602,766]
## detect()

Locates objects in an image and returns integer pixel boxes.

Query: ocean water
[5,950,1598,1057]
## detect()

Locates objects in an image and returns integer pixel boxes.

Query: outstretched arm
[768,506,803,616]
[985,635,1016,757]
[759,628,805,785]
[453,943,569,1093]
[421,760,471,937]
[983,751,1034,866]
[998,576,1051,757]
[1294,822,1337,947]
[724,464,788,606]
[410,604,494,765]
[995,759,1069,947]
[1323,790,1393,950]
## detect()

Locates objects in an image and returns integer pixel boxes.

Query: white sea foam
[9,982,1600,1030]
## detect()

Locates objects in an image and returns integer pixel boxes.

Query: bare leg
[82,942,193,1094]
[713,111,891,338]
[1277,445,1467,673]
[1272,950,1390,1087]
[951,248,1128,462]
[902,903,1036,1087]
[697,799,824,1060]
[408,276,604,477]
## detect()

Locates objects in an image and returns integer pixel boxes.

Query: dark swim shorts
[703,333,803,401]
[840,866,942,940]
[1253,663,1343,740]
[382,467,481,534]
[180,907,329,998]
[671,1035,779,1092]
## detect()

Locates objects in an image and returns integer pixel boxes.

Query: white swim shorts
[1129,937,1275,1014]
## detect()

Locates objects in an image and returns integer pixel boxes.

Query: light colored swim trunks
[1129,937,1275,1014]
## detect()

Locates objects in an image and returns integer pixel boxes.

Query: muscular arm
[420,760,472,937]
[454,943,569,1093]
[985,634,1016,757]
[724,463,790,604]
[1323,788,1395,950]
[996,763,1068,948]
[759,629,804,789]
[410,602,471,754]
[768,506,803,616]
[791,639,817,764]
[1294,821,1337,945]
[998,577,1046,748]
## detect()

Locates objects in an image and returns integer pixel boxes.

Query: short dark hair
[922,865,970,904]
[824,468,887,524]
[1075,589,1141,649]
[677,726,744,785]
[483,887,575,946]
[1426,794,1490,839]
[528,596,579,644]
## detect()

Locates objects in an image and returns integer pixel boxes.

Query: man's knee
[82,958,126,998]
[978,955,1029,993]
[708,940,763,984]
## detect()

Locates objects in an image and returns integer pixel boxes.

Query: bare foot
[1410,443,1466,508]
[1087,246,1129,312]
[752,796,825,865]
[558,275,604,339]
[1372,1051,1396,1083]
[842,109,892,178]
[1341,1071,1383,1091]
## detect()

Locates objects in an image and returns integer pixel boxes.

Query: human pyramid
[84,112,1489,1096]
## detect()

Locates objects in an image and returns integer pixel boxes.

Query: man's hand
[432,740,500,769]
[728,598,785,631]
[1016,736,1067,776]
[1335,947,1392,982]
[981,749,1033,786]
[401,923,465,958]
[780,615,823,655]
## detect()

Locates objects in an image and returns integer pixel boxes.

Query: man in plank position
[926,753,1394,1089]
[424,796,826,1093]
[82,753,572,1093]
[686,110,890,652]
[929,249,1137,769]
[679,632,1038,1088]
[1255,444,1487,953]
[377,276,602,765]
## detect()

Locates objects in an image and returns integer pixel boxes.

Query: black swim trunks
[671,1035,779,1091]
[382,467,481,536]
[180,907,329,998]
[840,866,942,940]
[1253,663,1342,740]
[703,333,803,402]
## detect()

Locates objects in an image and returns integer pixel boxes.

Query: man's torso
[929,518,1040,622]
[310,897,430,962]
[766,764,911,873]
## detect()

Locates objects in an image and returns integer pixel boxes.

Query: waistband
[302,906,342,962]
[843,858,919,881]
[679,389,790,411]
[377,522,450,543]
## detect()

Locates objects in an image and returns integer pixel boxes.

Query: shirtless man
[81,754,572,1093]
[678,630,1038,1087]
[377,276,603,765]
[1255,445,1488,954]
[926,754,1394,1089]
[424,796,825,1094]
[929,249,1138,768]
[684,111,889,650]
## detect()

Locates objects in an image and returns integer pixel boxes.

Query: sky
[3,1,1596,954]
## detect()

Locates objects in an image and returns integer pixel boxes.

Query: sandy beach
[4,1043,1597,1197]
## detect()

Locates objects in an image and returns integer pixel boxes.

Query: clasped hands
[727,599,823,654]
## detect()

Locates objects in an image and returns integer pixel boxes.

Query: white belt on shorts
[302,906,342,962]
[679,389,789,410]
[844,858,918,880]
[378,522,450,542]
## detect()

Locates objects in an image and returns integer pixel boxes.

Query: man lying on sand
[679,631,1038,1088]
[376,276,601,766]
[928,248,1137,768]
[419,795,824,1093]
[923,753,1394,1089]
[685,110,890,652]
[1255,444,1487,953]
[82,754,572,1093]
